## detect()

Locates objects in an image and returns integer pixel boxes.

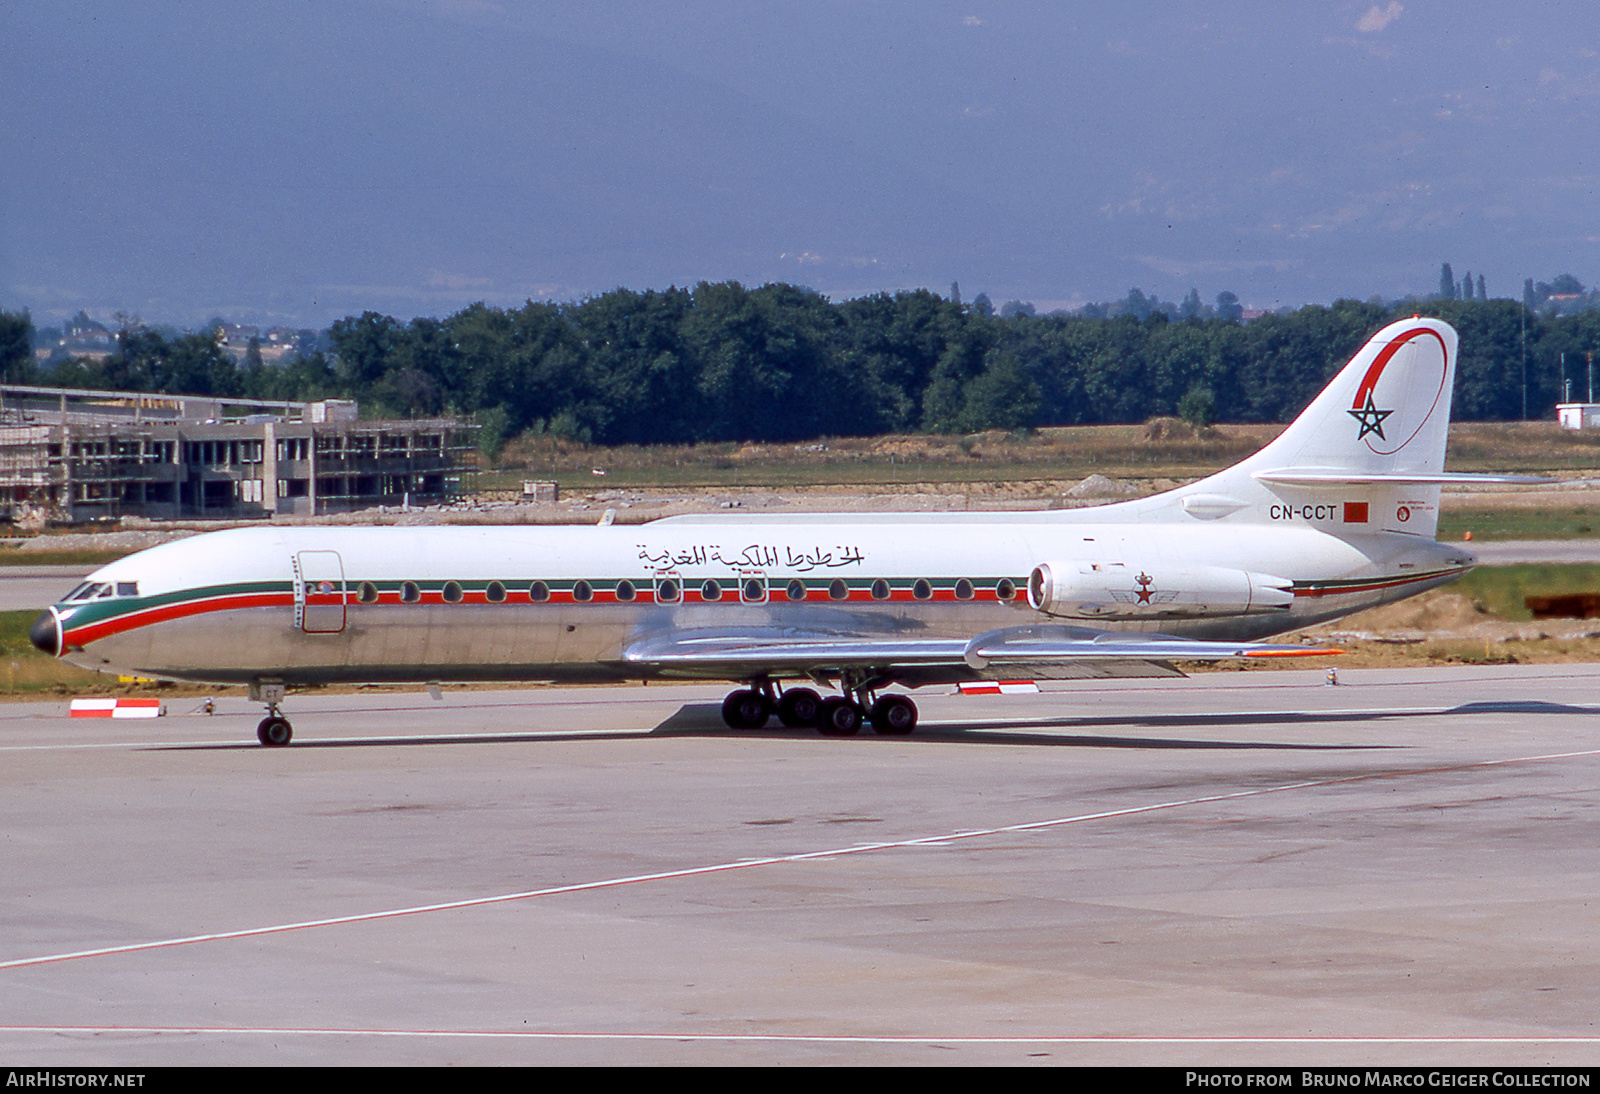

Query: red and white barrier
[69,698,164,719]
[956,681,1040,696]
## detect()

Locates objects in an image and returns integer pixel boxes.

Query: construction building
[0,385,474,524]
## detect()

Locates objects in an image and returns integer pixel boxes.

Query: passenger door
[295,550,347,633]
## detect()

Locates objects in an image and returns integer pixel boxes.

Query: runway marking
[4,745,1599,974]
[3,1025,1600,1045]
[0,728,647,753]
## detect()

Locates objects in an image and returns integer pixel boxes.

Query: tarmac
[2,664,1599,1065]
[0,565,94,612]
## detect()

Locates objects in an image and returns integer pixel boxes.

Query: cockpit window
[61,581,136,603]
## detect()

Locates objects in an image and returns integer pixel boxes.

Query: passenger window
[357,582,379,603]
[400,582,421,603]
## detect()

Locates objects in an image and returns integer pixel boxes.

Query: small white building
[1557,403,1600,429]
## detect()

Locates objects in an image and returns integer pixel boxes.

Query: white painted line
[5,745,1598,973]
[0,727,653,753]
[0,1025,1597,1045]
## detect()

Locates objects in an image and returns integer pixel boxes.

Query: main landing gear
[250,680,292,747]
[719,682,917,736]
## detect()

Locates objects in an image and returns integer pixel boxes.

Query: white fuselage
[48,511,1471,688]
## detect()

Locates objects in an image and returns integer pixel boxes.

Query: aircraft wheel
[870,695,917,735]
[721,689,772,730]
[257,716,293,747]
[777,688,822,728]
[817,697,862,736]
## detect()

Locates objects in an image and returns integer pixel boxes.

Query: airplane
[30,316,1542,746]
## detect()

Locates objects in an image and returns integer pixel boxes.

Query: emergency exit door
[295,551,347,633]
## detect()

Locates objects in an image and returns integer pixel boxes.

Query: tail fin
[1243,316,1457,479]
[1144,316,1542,537]
[1183,317,1461,538]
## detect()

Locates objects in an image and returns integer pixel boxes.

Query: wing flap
[961,624,1331,668]
[622,624,1334,679]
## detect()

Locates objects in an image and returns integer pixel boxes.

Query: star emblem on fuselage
[1348,392,1394,441]
[1135,572,1154,604]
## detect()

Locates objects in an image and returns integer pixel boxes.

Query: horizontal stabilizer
[1252,469,1555,486]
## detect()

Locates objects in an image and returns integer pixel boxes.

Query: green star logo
[1348,392,1393,442]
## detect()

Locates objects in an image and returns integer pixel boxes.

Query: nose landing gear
[257,715,293,747]
[249,680,293,747]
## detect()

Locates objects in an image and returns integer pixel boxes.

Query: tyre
[870,695,917,735]
[257,716,293,747]
[817,697,862,736]
[777,688,822,728]
[720,689,772,730]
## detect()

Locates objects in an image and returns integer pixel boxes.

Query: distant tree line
[3,285,1599,452]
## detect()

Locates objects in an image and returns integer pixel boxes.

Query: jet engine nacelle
[1026,561,1295,620]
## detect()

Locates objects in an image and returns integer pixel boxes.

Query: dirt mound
[1143,417,1224,442]
[1065,474,1139,499]
[871,438,952,461]
[1337,591,1490,633]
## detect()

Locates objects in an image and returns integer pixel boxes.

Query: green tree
[0,309,33,382]
[329,312,403,387]
[1177,384,1215,428]
[955,352,1039,432]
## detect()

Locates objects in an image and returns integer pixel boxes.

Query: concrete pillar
[262,420,278,515]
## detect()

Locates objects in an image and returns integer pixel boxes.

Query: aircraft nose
[29,611,60,657]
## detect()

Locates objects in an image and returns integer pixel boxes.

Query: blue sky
[4,1,1597,327]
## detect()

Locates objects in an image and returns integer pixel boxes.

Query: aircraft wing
[621,623,1332,685]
